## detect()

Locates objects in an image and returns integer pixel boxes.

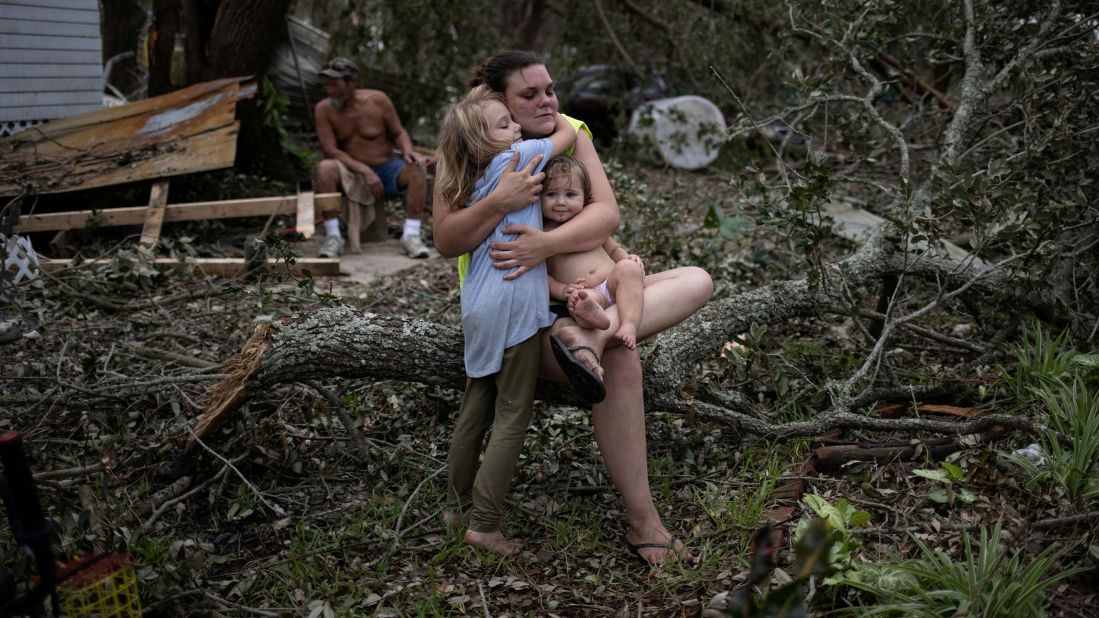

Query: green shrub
[841,523,1084,617]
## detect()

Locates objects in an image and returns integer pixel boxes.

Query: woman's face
[503,64,558,137]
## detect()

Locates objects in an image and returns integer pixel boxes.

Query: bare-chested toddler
[542,156,645,350]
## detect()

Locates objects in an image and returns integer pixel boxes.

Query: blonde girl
[437,86,575,555]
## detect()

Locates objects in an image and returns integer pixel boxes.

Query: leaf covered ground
[1,162,1096,616]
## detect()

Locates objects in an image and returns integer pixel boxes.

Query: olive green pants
[446,334,540,533]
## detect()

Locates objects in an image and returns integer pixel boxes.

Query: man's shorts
[371,159,406,198]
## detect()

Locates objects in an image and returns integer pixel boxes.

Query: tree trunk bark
[202,0,292,81]
[190,235,1012,445]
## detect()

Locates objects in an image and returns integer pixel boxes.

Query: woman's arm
[432,153,546,257]
[490,130,621,278]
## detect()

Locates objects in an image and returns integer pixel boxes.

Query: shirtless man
[314,57,431,258]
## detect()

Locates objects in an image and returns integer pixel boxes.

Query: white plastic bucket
[628,95,726,170]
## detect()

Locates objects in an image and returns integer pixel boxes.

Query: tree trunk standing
[150,0,289,93]
[510,0,549,49]
[146,0,294,173]
[201,0,292,82]
[99,0,148,98]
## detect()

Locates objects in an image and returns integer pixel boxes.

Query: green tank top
[457,114,592,288]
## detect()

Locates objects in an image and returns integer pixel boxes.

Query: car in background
[557,65,668,145]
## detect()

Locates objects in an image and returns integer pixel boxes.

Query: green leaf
[940,462,964,482]
[1072,354,1099,368]
[927,488,950,504]
[913,468,951,482]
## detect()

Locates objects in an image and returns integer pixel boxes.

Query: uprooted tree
[186,1,1098,449]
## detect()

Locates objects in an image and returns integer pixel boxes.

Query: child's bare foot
[567,291,610,330]
[465,529,522,556]
[443,510,463,527]
[615,324,637,351]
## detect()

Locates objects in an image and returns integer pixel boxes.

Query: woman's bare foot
[567,291,610,330]
[615,324,637,350]
[465,529,522,556]
[556,324,606,380]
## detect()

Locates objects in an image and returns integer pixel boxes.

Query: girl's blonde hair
[436,86,513,209]
[543,155,593,206]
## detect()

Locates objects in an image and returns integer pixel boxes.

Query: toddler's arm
[604,237,645,273]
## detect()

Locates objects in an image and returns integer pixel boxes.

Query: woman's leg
[539,266,712,563]
[548,266,714,367]
[593,345,684,563]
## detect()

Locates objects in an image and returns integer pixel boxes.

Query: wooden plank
[4,78,241,139]
[1,77,103,93]
[0,78,256,195]
[0,18,100,37]
[0,5,98,23]
[295,190,316,239]
[0,63,102,78]
[3,121,238,195]
[139,180,170,247]
[15,193,342,233]
[39,257,342,277]
[0,34,101,50]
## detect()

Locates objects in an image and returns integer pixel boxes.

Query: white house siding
[0,0,103,135]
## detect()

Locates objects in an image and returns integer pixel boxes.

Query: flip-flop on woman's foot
[466,529,522,556]
[624,530,687,566]
[550,333,605,404]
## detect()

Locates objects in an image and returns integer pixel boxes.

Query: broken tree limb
[186,232,1023,447]
[813,437,963,468]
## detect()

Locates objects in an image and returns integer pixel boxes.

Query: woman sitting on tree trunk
[432,50,713,565]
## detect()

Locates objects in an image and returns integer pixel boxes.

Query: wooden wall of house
[0,0,103,135]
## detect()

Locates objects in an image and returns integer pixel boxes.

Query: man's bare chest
[332,105,385,142]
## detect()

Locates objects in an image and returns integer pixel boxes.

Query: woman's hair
[436,86,513,209]
[543,156,593,206]
[468,50,545,94]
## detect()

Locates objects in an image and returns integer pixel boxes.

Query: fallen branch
[684,399,1032,441]
[34,462,103,481]
[1029,511,1099,530]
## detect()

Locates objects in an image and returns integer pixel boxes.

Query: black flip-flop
[549,334,606,404]
[623,533,681,566]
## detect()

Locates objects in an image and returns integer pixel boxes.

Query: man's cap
[320,57,359,79]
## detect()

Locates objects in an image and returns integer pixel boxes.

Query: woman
[433,51,713,564]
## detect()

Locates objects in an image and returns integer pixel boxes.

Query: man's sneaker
[318,236,343,258]
[401,234,429,259]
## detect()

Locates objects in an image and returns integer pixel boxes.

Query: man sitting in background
[313,57,431,258]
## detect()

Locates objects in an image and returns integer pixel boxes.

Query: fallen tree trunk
[190,235,1012,447]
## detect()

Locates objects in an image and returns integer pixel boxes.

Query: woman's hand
[489,152,545,215]
[490,224,550,280]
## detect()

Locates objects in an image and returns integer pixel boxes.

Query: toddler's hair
[543,156,593,206]
[436,86,512,209]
